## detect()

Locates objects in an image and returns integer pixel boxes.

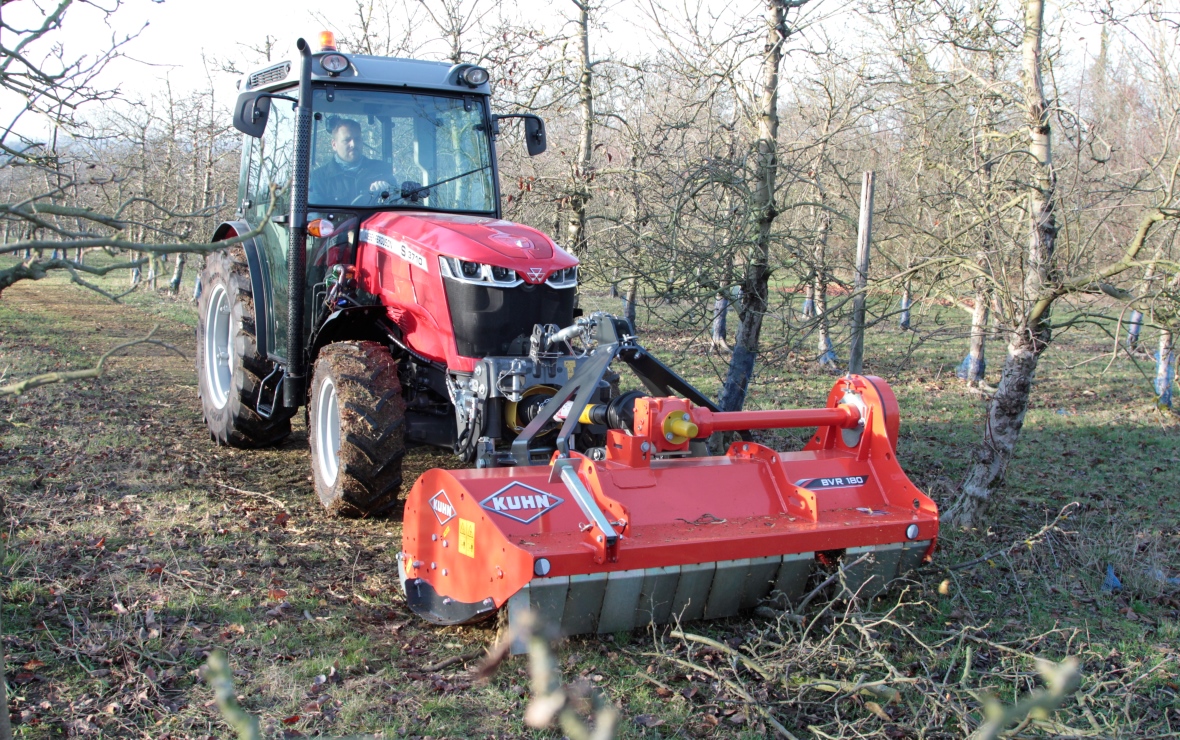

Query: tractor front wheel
[309,341,407,517]
[196,247,292,447]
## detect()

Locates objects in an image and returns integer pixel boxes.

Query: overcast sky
[9,0,1106,141]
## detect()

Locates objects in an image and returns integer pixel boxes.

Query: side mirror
[233,91,272,138]
[493,113,547,157]
[523,115,547,157]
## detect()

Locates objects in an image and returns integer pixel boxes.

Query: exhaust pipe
[284,38,313,408]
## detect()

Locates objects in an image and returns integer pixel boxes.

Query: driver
[310,117,394,204]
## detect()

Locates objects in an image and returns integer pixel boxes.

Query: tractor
[197,33,938,641]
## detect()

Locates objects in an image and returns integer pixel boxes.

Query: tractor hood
[360,211,577,283]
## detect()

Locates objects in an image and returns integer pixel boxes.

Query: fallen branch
[968,657,1082,740]
[670,630,774,681]
[421,650,484,673]
[210,481,290,511]
[947,502,1078,572]
[0,325,183,397]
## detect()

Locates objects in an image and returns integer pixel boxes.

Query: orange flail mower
[398,316,938,644]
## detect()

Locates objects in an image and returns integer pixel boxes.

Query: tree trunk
[954,335,1038,523]
[718,0,791,412]
[623,276,638,331]
[1157,329,1175,408]
[814,213,836,366]
[170,253,186,293]
[952,0,1055,525]
[0,493,11,740]
[959,292,989,385]
[899,282,911,329]
[566,1,594,258]
[802,283,815,318]
[711,294,729,351]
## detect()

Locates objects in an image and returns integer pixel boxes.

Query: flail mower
[198,33,938,642]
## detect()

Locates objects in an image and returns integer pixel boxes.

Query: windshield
[309,87,495,212]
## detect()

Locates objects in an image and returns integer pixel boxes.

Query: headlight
[545,265,577,288]
[459,66,490,87]
[320,54,349,75]
[439,256,522,287]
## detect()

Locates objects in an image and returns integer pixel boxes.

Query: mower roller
[399,320,938,643]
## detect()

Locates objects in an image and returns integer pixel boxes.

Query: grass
[0,254,1178,737]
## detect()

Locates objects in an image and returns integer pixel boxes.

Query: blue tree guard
[801,297,815,318]
[1127,310,1143,350]
[899,295,911,330]
[956,353,986,383]
[1156,348,1176,408]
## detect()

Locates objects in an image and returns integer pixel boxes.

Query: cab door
[243,88,296,361]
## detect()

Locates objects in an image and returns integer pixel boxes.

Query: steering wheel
[350,183,395,207]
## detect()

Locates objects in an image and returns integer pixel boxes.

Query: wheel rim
[203,284,233,410]
[315,377,342,486]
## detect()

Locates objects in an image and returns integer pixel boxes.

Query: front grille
[443,279,575,357]
[247,62,291,89]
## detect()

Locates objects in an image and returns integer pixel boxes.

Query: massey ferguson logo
[429,490,456,525]
[479,482,564,524]
[525,267,545,283]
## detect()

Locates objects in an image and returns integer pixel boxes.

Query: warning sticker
[795,475,870,490]
[360,229,429,271]
[458,518,475,558]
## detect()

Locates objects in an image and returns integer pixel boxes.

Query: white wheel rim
[315,377,342,486]
[203,285,233,410]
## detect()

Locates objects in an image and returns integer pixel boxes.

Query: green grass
[0,255,1178,737]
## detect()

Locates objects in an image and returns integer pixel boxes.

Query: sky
[7,0,1109,142]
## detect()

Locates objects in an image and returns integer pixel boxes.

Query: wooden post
[849,171,875,374]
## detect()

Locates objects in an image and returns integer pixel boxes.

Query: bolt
[905,524,919,540]
[431,534,437,541]
[412,560,422,568]
[683,413,690,421]
[442,540,449,547]
[431,562,436,569]
[640,442,651,452]
[442,568,448,576]
[666,432,674,441]
[596,535,603,543]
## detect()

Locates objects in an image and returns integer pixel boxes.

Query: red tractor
[197,34,938,639]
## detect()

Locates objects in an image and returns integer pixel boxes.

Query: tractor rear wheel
[196,247,292,447]
[309,341,407,517]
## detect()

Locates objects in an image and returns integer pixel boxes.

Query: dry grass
[0,260,1177,737]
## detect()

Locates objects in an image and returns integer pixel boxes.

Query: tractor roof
[238,52,491,96]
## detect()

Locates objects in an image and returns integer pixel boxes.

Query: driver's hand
[369,180,393,195]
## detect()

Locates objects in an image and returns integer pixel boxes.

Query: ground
[0,261,1178,738]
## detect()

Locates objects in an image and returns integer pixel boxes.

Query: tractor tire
[196,247,292,447]
[309,341,407,517]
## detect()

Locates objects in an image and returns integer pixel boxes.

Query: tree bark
[711,294,729,351]
[623,276,638,331]
[814,213,836,366]
[1157,329,1175,408]
[952,0,1055,525]
[965,292,989,384]
[718,0,793,411]
[566,0,594,258]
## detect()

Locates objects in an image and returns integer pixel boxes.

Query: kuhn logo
[479,482,564,524]
[429,490,456,525]
[525,267,545,283]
